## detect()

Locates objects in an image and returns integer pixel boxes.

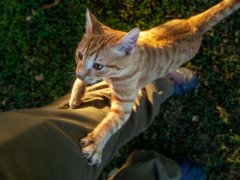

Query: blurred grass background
[0,0,239,179]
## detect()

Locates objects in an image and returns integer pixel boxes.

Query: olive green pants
[0,78,181,180]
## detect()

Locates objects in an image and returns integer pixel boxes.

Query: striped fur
[69,0,240,165]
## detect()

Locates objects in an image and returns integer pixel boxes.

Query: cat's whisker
[64,62,75,69]
[54,72,75,82]
[66,73,76,85]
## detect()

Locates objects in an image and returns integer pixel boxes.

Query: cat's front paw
[80,133,103,166]
[69,96,82,109]
[69,78,86,109]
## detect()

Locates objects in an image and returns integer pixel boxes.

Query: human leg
[109,150,206,180]
[109,150,181,180]
[0,68,199,180]
[0,77,173,180]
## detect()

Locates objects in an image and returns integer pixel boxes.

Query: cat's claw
[57,102,70,109]
[80,135,93,146]
[88,154,102,166]
[80,141,87,147]
[80,133,103,166]
[83,153,89,158]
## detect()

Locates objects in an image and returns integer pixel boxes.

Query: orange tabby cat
[69,0,240,165]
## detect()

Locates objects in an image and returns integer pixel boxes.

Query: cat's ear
[113,28,140,56]
[86,8,103,34]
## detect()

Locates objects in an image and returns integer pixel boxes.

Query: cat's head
[75,9,140,84]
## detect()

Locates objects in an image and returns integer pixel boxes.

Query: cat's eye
[78,52,83,60]
[93,63,104,70]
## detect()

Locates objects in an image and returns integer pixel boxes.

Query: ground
[0,0,239,179]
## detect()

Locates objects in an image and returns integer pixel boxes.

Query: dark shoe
[168,67,198,96]
[175,158,206,180]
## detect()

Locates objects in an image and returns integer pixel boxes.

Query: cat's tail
[188,0,240,34]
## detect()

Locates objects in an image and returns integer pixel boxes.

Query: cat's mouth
[78,77,98,85]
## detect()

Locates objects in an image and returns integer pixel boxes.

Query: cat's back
[137,19,202,77]
[139,19,199,46]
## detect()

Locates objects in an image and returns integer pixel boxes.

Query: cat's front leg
[69,78,86,109]
[80,92,136,166]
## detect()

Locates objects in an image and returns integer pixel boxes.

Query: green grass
[0,0,240,179]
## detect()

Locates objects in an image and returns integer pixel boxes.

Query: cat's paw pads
[80,133,102,166]
[69,97,81,109]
